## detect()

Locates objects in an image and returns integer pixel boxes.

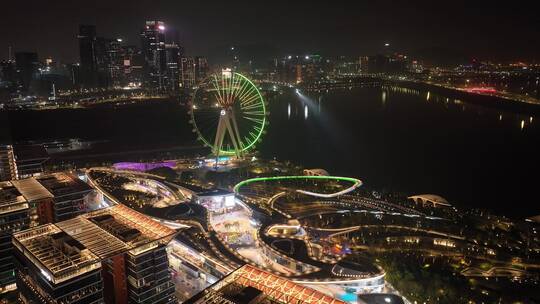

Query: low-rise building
[13,204,177,304]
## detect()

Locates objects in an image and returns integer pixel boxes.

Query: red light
[465,87,498,94]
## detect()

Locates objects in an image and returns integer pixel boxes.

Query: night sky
[2,0,539,64]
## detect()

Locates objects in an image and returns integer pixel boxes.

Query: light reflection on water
[260,86,540,217]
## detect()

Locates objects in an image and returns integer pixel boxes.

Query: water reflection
[304,105,308,120]
[287,103,291,119]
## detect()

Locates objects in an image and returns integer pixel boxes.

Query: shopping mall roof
[185,264,346,304]
[408,194,451,207]
[195,188,234,197]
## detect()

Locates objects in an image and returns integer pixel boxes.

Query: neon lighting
[465,87,498,94]
[233,176,362,198]
[191,72,266,156]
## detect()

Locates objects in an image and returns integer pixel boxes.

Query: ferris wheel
[190,71,267,158]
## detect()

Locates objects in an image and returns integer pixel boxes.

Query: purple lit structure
[113,161,176,172]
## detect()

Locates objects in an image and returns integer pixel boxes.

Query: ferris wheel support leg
[213,115,226,164]
[229,109,244,158]
[224,114,242,159]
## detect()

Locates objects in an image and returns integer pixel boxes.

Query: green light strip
[191,72,266,155]
[233,175,362,197]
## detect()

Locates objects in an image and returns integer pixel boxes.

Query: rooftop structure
[12,204,177,304]
[408,194,451,207]
[36,173,94,222]
[185,264,347,304]
[13,144,50,179]
[57,204,176,258]
[36,173,92,198]
[11,178,53,202]
[12,224,101,284]
[0,181,30,215]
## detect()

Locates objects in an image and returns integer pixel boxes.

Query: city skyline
[1,2,540,303]
[2,0,540,65]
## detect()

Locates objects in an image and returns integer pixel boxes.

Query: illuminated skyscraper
[78,25,98,88]
[194,56,209,83]
[141,21,168,89]
[165,43,181,91]
[180,57,196,89]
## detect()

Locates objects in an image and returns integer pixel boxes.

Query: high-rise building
[15,52,39,92]
[0,60,17,90]
[105,38,124,88]
[165,43,181,91]
[0,145,17,182]
[180,56,209,89]
[180,57,196,89]
[78,25,98,88]
[359,56,369,74]
[121,45,144,87]
[141,21,168,90]
[12,204,177,304]
[194,56,209,83]
[79,25,122,89]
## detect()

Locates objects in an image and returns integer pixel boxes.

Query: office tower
[165,43,181,91]
[15,52,39,92]
[35,173,94,222]
[180,57,196,89]
[0,182,31,294]
[13,204,177,304]
[121,45,144,87]
[0,145,18,182]
[105,38,124,88]
[141,21,168,89]
[0,60,17,89]
[194,57,209,83]
[78,25,98,88]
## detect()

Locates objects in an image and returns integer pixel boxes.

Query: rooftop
[13,204,176,284]
[185,264,346,304]
[196,188,234,197]
[36,173,92,196]
[58,204,176,258]
[12,224,101,284]
[0,181,28,215]
[11,178,53,202]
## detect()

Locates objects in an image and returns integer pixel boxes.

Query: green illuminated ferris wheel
[190,71,267,158]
